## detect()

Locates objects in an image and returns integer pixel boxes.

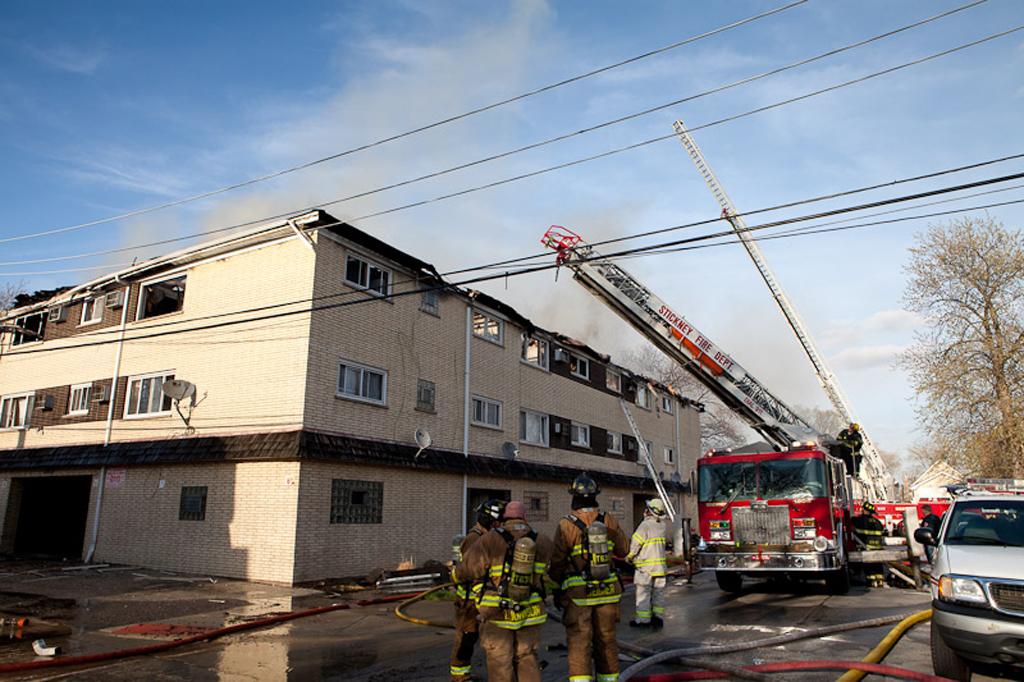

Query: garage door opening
[8,476,92,560]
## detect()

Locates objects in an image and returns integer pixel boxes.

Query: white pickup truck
[915,491,1024,681]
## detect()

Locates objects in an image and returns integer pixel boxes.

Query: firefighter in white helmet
[627,497,669,628]
[452,500,553,682]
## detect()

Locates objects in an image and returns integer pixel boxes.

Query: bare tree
[622,343,749,452]
[900,215,1024,477]
[0,280,28,314]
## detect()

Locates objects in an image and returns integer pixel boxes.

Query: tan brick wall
[92,461,301,583]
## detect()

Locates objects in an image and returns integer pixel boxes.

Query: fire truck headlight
[812,536,829,552]
[793,528,816,540]
[710,531,731,541]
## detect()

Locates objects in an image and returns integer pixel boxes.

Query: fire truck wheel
[715,571,743,592]
[824,566,850,595]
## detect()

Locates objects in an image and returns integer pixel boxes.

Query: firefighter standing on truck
[452,501,553,682]
[450,499,504,682]
[852,501,886,587]
[627,498,668,629]
[551,473,630,682]
[836,423,864,476]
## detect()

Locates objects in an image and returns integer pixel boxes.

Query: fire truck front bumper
[698,546,842,572]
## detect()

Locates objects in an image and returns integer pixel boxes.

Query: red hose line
[634,659,952,682]
[0,591,419,674]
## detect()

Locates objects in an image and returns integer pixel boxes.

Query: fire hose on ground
[0,590,421,675]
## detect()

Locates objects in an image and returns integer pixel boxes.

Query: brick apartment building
[0,210,700,584]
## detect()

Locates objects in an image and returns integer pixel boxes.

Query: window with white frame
[661,396,673,414]
[0,394,32,429]
[420,289,439,315]
[570,354,590,380]
[10,313,45,347]
[337,360,387,405]
[664,446,676,465]
[346,254,391,296]
[68,383,92,415]
[80,296,103,325]
[472,310,502,345]
[125,372,174,417]
[635,385,650,409]
[138,275,186,320]
[571,422,591,448]
[520,409,549,446]
[521,336,548,370]
[472,395,502,428]
[606,369,621,392]
[607,431,623,454]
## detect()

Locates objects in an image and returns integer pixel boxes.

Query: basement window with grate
[179,486,207,521]
[331,479,383,524]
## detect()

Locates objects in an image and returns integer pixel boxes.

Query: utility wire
[0,4,1004,272]
[0,1,808,246]
[6,170,1023,355]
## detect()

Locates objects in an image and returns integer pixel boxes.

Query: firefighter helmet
[568,473,600,496]
[850,423,860,432]
[863,501,876,515]
[477,499,505,521]
[646,498,667,517]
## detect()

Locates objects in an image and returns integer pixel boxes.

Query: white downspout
[674,403,684,553]
[462,304,472,534]
[87,286,129,563]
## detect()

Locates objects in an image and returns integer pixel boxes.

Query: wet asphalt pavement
[0,560,1013,681]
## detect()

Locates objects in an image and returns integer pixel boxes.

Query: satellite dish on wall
[162,379,196,404]
[501,442,519,460]
[413,429,432,460]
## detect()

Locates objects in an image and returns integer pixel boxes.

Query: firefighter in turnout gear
[452,501,553,682]
[852,501,886,587]
[450,499,504,682]
[551,473,630,682]
[627,498,668,628]
[836,423,864,476]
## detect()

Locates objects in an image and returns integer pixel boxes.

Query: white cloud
[832,344,905,370]
[27,44,105,75]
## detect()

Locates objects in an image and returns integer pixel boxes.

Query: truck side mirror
[914,527,936,546]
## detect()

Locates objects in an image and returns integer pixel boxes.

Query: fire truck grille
[989,582,1024,615]
[732,506,790,545]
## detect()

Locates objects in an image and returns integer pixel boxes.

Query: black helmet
[477,499,505,521]
[568,473,600,496]
[863,502,876,515]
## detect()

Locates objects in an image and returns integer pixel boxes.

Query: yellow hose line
[835,609,932,682]
[393,582,457,628]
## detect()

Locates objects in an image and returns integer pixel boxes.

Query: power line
[6,169,1023,356]
[0,1,809,246]
[1,5,1005,273]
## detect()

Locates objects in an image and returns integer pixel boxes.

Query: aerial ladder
[542,226,824,452]
[672,120,892,503]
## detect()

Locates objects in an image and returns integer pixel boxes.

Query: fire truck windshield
[699,458,827,503]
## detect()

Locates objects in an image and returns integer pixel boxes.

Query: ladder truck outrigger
[543,226,885,594]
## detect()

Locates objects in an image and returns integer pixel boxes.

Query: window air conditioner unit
[91,385,111,403]
[47,306,67,323]
[105,290,125,309]
[553,348,569,363]
[35,395,55,411]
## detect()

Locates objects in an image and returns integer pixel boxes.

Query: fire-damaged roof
[0,429,687,493]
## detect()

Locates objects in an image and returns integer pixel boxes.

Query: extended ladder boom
[542,226,822,451]
[672,120,892,502]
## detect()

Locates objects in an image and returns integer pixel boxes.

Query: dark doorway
[12,476,92,560]
[466,487,510,532]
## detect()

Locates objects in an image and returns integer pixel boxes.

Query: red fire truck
[543,226,896,594]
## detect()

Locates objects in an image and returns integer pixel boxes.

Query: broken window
[139,275,186,319]
[346,254,391,296]
[472,310,502,345]
[10,312,46,347]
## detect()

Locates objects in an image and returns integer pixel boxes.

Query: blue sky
[2,1,1022,467]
